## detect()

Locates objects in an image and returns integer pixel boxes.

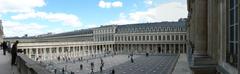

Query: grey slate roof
[45,29,93,37]
[116,21,186,33]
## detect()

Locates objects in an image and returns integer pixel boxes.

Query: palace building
[4,19,187,62]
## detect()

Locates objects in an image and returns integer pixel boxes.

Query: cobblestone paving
[47,54,178,74]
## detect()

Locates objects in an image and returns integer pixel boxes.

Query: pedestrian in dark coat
[11,41,19,65]
[2,41,7,55]
[111,69,115,74]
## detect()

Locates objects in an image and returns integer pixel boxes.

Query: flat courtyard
[46,54,179,74]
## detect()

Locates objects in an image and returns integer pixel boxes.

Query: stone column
[93,45,96,54]
[189,0,217,74]
[87,46,89,55]
[164,44,166,54]
[74,46,76,57]
[82,46,85,56]
[29,49,32,58]
[169,45,171,53]
[35,48,38,61]
[89,46,91,55]
[173,44,176,54]
[92,45,94,54]
[159,44,162,54]
[178,44,181,53]
[193,0,208,56]
[43,48,46,61]
[50,48,53,60]
[183,44,186,53]
[56,47,59,58]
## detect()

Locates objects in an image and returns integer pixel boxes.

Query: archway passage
[158,47,161,53]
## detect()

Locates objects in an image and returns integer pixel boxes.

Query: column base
[190,54,217,74]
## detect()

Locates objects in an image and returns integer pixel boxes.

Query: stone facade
[187,0,239,74]
[4,19,187,62]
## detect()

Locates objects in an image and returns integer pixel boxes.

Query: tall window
[172,35,174,40]
[176,35,179,40]
[139,36,142,41]
[147,36,149,40]
[167,35,170,40]
[227,0,238,68]
[143,36,145,41]
[163,35,166,40]
[159,35,161,40]
[135,36,137,41]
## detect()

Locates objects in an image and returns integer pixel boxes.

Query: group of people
[89,57,105,74]
[54,52,119,74]
[128,53,134,63]
[1,41,19,66]
[1,41,8,55]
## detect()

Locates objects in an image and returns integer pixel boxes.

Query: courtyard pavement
[47,54,178,74]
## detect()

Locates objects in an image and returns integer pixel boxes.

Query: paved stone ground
[47,54,178,74]
[172,54,191,74]
[94,55,178,74]
[0,50,19,74]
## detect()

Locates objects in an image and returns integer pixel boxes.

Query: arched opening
[158,47,161,53]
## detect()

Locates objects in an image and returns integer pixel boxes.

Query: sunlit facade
[5,19,187,62]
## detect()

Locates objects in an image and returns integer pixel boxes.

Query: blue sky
[0,0,187,37]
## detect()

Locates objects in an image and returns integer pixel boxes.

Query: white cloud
[109,2,187,25]
[0,0,45,13]
[98,0,123,8]
[99,0,112,8]
[0,0,84,37]
[11,11,82,27]
[2,21,47,37]
[144,0,153,5]
[112,1,123,8]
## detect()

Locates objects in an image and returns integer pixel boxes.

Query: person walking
[90,62,94,74]
[100,65,103,72]
[54,69,57,74]
[1,41,7,55]
[62,67,65,74]
[111,69,115,74]
[11,40,19,65]
[130,56,134,63]
[80,64,83,70]
[100,58,104,72]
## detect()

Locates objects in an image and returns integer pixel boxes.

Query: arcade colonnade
[18,42,186,61]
